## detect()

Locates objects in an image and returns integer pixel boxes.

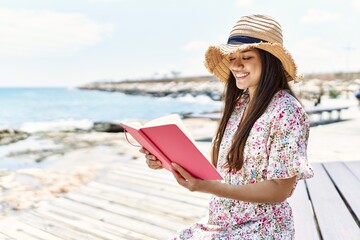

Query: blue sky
[0,0,359,87]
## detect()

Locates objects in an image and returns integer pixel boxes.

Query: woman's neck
[248,86,256,100]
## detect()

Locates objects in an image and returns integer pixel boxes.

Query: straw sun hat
[204,14,302,83]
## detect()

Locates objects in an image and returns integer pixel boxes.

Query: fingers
[171,163,193,181]
[139,148,153,160]
[146,153,157,161]
[171,163,208,193]
[171,163,192,186]
[171,167,186,183]
[140,148,163,169]
[146,159,162,169]
[139,147,149,154]
[146,158,163,169]
[138,147,164,170]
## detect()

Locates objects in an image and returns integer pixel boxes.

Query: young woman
[141,14,314,239]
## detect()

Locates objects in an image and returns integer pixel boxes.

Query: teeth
[236,73,249,78]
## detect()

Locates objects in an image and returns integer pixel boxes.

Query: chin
[236,83,247,90]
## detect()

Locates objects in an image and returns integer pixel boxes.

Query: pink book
[120,114,222,180]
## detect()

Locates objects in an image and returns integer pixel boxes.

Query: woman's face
[229,48,262,96]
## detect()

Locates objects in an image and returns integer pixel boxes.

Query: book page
[144,114,195,142]
[122,121,143,130]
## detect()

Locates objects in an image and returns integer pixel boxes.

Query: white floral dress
[172,90,314,240]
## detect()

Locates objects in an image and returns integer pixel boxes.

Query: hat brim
[204,42,302,83]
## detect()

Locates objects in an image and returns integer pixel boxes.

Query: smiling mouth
[235,72,249,79]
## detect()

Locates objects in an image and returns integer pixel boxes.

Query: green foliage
[328,88,341,99]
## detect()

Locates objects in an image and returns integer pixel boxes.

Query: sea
[0,87,222,132]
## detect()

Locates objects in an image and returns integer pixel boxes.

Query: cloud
[182,41,209,52]
[0,8,113,57]
[290,37,358,73]
[235,0,254,7]
[300,9,341,24]
[291,38,335,72]
[353,0,360,11]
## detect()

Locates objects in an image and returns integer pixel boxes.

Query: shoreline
[78,76,224,101]
[77,77,360,104]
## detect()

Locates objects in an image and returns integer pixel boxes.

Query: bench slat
[83,181,208,220]
[323,162,360,223]
[345,161,360,180]
[63,191,185,233]
[0,217,62,240]
[288,180,320,239]
[42,200,158,240]
[306,163,360,239]
[0,232,15,240]
[21,212,109,240]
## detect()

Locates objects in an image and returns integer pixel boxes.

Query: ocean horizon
[0,87,222,132]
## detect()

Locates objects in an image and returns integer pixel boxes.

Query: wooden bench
[288,161,360,239]
[0,160,359,239]
[183,105,350,126]
[304,106,349,125]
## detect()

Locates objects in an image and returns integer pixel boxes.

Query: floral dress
[172,90,314,240]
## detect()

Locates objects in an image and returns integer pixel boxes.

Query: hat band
[227,35,267,44]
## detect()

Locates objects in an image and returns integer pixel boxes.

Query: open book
[120,114,222,180]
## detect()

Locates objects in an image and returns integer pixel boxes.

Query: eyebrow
[229,49,254,57]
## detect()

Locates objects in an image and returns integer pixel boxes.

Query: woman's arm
[172,163,296,204]
[139,148,296,203]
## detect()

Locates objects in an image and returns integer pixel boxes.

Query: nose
[230,58,244,70]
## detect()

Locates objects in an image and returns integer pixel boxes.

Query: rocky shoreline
[78,76,224,101]
[78,75,360,104]
[0,122,125,148]
[0,129,30,146]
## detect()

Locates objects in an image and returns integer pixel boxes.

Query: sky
[0,0,359,87]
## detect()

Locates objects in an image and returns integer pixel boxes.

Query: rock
[0,128,30,145]
[77,76,225,101]
[92,122,124,132]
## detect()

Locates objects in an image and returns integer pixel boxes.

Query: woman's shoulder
[269,90,307,116]
[272,90,301,106]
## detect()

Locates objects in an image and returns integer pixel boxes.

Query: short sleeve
[266,100,314,180]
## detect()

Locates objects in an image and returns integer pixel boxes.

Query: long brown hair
[211,49,296,171]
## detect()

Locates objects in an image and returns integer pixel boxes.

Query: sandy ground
[0,105,359,218]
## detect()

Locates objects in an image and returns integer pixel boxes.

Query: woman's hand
[139,147,163,170]
[171,163,218,193]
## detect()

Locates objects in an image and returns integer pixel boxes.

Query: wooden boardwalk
[0,159,359,239]
[288,161,360,240]
[0,158,210,240]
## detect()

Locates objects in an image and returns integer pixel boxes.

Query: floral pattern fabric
[172,90,314,240]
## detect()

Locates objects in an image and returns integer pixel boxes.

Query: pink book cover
[120,122,222,180]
